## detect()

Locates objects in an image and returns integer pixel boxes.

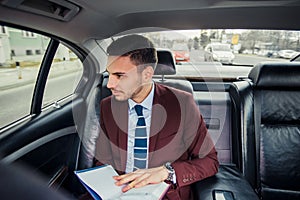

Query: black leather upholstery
[193,165,259,200]
[154,79,193,94]
[154,49,176,75]
[79,73,108,169]
[192,81,259,200]
[248,62,300,200]
[230,81,256,188]
[248,62,300,88]
[261,91,300,123]
[154,49,193,94]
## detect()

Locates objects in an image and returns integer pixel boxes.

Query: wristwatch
[164,162,175,182]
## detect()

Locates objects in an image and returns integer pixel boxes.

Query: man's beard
[113,78,143,102]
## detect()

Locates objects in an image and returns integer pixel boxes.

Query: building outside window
[22,30,36,38]
[1,25,6,34]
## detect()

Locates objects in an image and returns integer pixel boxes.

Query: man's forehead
[107,55,121,66]
[106,55,136,72]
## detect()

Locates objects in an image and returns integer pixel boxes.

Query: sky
[159,30,201,40]
[160,29,247,40]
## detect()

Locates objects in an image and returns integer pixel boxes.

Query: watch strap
[164,162,175,182]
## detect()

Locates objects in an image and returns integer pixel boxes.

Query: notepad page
[76,165,123,199]
[118,182,170,200]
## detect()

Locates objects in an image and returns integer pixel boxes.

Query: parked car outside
[204,43,235,64]
[278,49,299,59]
[172,43,190,64]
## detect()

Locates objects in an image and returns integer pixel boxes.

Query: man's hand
[113,166,169,192]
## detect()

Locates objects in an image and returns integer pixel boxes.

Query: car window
[43,44,83,107]
[0,26,49,128]
[0,25,83,128]
[100,29,298,78]
[291,54,300,62]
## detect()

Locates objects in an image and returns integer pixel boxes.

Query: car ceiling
[1,0,300,46]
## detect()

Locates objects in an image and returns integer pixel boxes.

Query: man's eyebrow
[105,69,126,76]
[112,72,126,76]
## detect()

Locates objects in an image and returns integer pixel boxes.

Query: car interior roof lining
[2,3,300,44]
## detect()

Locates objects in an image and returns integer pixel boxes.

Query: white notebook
[75,165,170,200]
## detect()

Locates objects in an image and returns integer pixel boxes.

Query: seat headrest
[248,62,300,88]
[154,49,176,75]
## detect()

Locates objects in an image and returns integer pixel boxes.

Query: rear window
[98,29,300,79]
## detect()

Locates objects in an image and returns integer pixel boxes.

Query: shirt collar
[128,82,154,111]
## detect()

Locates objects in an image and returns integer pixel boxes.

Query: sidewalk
[0,60,82,91]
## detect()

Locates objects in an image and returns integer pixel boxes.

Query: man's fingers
[132,173,150,188]
[122,173,149,192]
[113,172,130,180]
[114,169,144,180]
[114,172,140,186]
[113,167,165,192]
[113,175,125,181]
[122,183,133,192]
[130,173,150,189]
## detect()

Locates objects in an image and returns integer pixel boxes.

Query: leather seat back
[153,49,193,94]
[248,62,300,199]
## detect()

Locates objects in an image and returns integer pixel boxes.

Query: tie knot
[134,105,143,116]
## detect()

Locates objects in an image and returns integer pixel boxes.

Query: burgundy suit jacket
[94,83,219,199]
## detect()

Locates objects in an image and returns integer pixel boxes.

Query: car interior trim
[31,39,60,114]
[1,126,76,164]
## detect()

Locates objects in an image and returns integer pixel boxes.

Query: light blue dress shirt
[126,83,154,173]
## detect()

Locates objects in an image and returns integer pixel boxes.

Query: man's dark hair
[107,35,157,70]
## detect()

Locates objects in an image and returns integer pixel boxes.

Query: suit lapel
[110,97,128,170]
[149,84,167,162]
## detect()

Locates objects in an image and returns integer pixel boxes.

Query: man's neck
[132,82,153,103]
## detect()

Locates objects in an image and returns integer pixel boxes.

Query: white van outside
[204,43,235,64]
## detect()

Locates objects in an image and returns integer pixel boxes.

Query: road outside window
[43,44,83,107]
[0,26,83,129]
[0,26,47,128]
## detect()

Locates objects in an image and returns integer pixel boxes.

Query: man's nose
[107,75,116,89]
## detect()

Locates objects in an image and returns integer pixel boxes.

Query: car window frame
[0,24,59,130]
[0,23,88,131]
[31,39,59,114]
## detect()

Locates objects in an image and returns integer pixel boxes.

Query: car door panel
[0,97,84,189]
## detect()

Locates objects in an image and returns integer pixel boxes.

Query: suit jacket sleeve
[171,93,219,188]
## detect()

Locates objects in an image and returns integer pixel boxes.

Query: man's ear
[143,66,154,81]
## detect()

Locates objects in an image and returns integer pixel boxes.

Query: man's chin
[112,95,128,102]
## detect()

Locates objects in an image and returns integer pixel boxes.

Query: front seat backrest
[248,62,300,200]
[154,48,193,94]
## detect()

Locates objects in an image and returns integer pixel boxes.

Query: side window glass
[42,44,83,107]
[0,26,49,128]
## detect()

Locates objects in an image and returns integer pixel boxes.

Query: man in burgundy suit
[94,35,219,199]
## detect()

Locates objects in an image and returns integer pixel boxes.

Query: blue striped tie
[133,105,147,171]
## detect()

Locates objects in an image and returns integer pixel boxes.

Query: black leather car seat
[153,49,193,94]
[248,62,300,200]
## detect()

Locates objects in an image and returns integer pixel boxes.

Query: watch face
[165,162,174,171]
[166,163,171,169]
